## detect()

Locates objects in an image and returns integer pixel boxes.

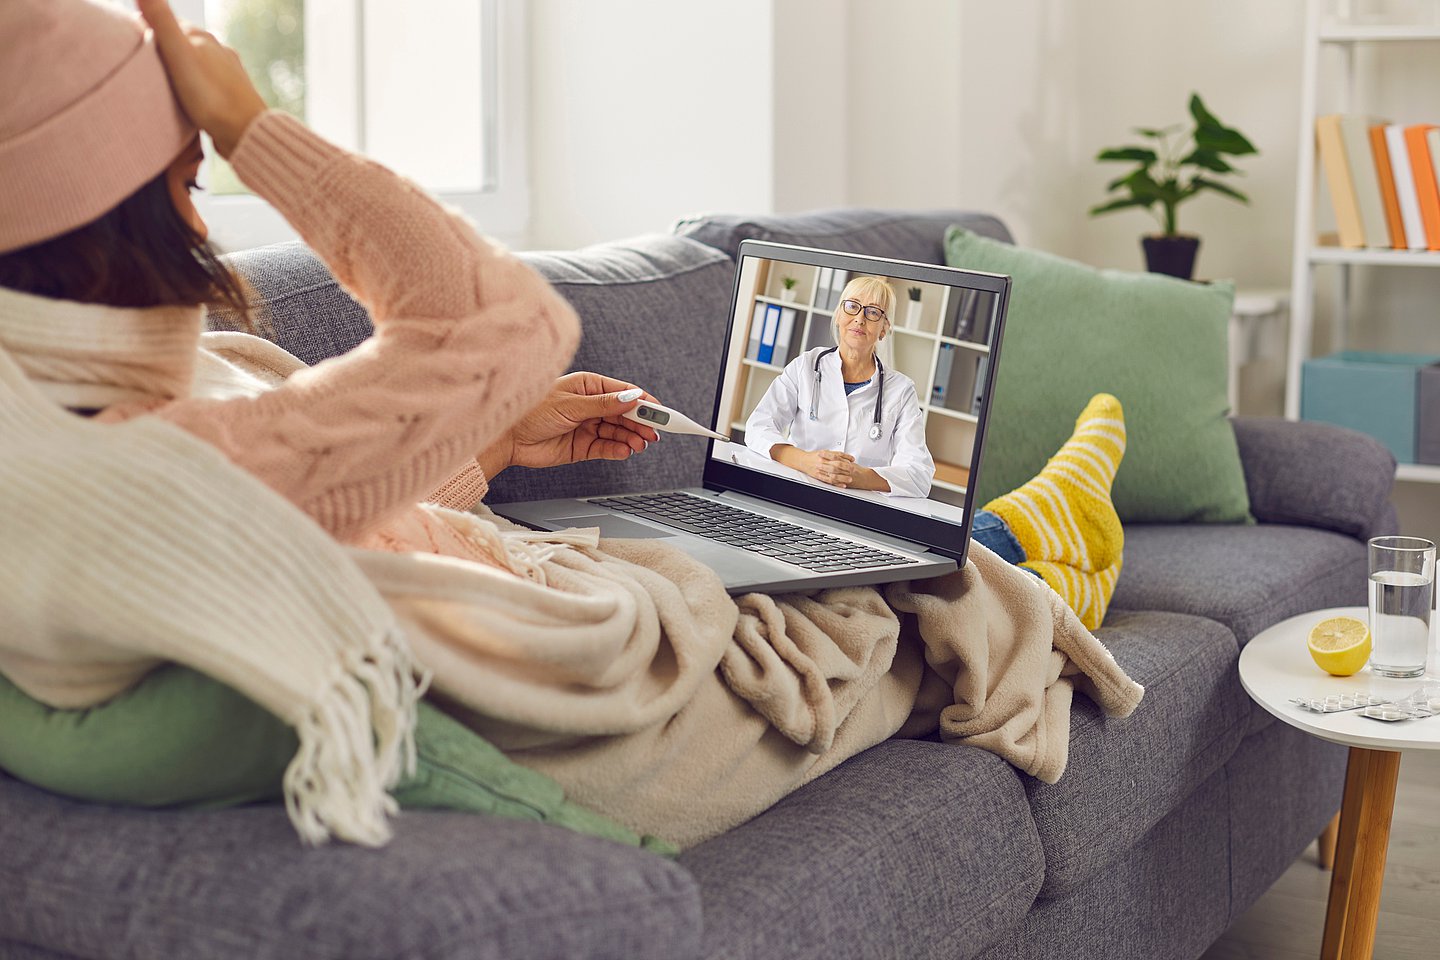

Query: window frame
[174,0,529,251]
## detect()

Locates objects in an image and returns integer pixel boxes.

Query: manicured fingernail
[617,388,643,402]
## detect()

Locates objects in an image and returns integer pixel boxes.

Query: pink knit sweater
[150,112,580,546]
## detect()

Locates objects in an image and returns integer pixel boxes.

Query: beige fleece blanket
[357,505,1144,850]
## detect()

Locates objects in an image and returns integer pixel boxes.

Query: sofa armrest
[1230,417,1396,540]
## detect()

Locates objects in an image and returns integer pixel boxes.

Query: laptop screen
[702,241,1010,562]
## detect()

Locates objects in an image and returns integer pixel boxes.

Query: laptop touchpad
[552,514,678,539]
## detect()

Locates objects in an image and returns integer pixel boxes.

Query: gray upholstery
[1224,721,1348,918]
[681,740,1041,960]
[676,208,1012,262]
[1110,523,1372,645]
[1231,416,1398,540]
[1027,611,1249,897]
[978,768,1234,960]
[3,207,1396,960]
[0,771,700,960]
[212,240,372,366]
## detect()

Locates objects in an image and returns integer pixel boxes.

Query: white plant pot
[780,288,797,302]
[905,299,923,329]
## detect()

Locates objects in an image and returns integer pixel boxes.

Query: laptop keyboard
[591,492,920,573]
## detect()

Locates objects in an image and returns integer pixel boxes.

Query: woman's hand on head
[138,0,268,159]
[479,372,661,476]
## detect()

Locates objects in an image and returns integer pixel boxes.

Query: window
[174,0,528,249]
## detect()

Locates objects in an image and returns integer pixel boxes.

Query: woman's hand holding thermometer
[623,399,730,442]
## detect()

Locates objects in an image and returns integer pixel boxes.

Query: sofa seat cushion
[1026,610,1249,898]
[680,739,1042,960]
[1110,523,1369,645]
[0,774,700,960]
[675,208,1013,264]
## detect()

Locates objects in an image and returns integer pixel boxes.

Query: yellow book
[1316,115,1366,248]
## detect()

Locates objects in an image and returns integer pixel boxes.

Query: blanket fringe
[443,508,600,586]
[281,626,424,847]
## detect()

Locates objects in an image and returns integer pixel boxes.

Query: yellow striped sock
[1022,558,1123,631]
[984,393,1126,573]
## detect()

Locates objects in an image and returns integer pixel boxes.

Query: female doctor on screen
[744,276,935,498]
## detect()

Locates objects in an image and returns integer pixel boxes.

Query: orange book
[1405,124,1440,251]
[1370,124,1407,248]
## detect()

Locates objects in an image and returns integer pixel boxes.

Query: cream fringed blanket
[358,505,1146,850]
[0,348,422,848]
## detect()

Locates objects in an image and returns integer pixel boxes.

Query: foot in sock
[982,393,1125,574]
[1020,558,1122,632]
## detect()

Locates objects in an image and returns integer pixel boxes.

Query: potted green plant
[780,275,798,302]
[905,286,923,329]
[1089,93,1258,280]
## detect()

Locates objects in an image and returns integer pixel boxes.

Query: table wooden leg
[1318,811,1340,870]
[1319,747,1401,960]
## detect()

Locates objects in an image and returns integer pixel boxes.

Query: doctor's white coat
[744,346,935,498]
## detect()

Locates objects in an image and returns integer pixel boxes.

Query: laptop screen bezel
[702,239,1011,565]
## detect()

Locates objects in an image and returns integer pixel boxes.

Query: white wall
[527,0,775,249]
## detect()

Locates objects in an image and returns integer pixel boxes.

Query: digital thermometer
[624,399,730,442]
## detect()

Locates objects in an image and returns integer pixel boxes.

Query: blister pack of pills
[1360,685,1440,723]
[1289,693,1390,713]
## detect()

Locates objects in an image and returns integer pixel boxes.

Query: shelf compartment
[1395,464,1440,483]
[938,335,991,353]
[933,461,971,492]
[928,405,979,423]
[1309,247,1440,267]
[1318,25,1440,42]
[741,357,785,373]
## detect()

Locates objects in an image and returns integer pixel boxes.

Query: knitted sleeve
[156,111,577,542]
[426,461,490,511]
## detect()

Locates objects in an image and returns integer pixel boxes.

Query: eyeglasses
[839,299,887,324]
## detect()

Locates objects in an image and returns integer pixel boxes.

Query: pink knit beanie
[0,0,197,254]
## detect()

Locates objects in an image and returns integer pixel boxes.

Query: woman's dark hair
[0,172,252,324]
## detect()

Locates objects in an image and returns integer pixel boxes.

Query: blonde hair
[830,275,895,350]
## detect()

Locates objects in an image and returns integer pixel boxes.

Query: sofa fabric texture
[1230,415,1398,540]
[680,740,1043,960]
[1021,610,1250,897]
[674,207,1013,264]
[0,208,1385,960]
[1111,524,1375,645]
[0,773,700,960]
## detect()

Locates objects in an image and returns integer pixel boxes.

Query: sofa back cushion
[676,207,1012,263]
[218,235,737,503]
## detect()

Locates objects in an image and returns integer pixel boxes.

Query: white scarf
[0,286,422,847]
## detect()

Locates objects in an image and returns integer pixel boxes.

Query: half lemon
[1307,616,1372,676]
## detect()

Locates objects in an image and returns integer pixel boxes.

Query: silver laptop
[494,240,1010,594]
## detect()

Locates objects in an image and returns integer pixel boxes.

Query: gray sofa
[0,209,1399,960]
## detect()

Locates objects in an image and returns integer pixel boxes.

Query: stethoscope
[808,346,886,440]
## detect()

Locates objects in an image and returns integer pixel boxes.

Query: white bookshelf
[1284,0,1440,483]
[725,260,997,501]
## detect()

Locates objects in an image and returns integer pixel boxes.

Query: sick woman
[0,0,1136,851]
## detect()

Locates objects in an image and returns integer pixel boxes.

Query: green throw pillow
[945,226,1253,524]
[0,665,672,854]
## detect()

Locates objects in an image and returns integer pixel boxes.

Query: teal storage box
[1301,351,1440,463]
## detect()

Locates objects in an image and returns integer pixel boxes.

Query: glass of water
[1367,536,1435,679]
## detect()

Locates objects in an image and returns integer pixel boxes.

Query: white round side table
[1238,606,1440,960]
